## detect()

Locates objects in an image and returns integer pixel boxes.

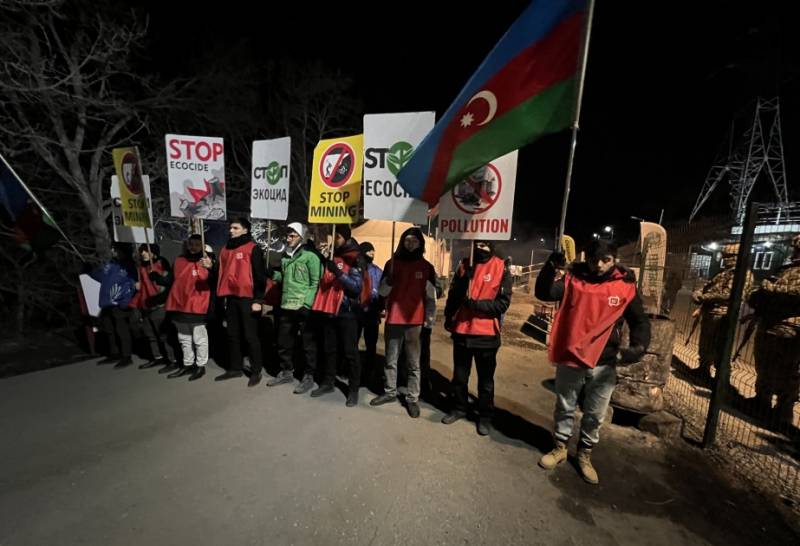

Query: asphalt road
[1,296,797,545]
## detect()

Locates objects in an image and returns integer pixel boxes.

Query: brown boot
[576,446,599,484]
[538,441,567,470]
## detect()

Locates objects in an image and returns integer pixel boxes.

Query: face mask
[474,248,491,261]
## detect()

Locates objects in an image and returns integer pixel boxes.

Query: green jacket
[273,246,321,310]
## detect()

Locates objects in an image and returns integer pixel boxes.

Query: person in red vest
[535,240,650,485]
[309,224,365,406]
[370,227,436,418]
[164,234,216,381]
[441,241,512,435]
[216,217,267,385]
[130,244,175,371]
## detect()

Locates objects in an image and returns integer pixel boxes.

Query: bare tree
[0,0,184,261]
[264,60,362,219]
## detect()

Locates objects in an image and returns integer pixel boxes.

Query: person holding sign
[441,241,512,436]
[357,241,383,384]
[131,244,176,370]
[310,224,366,406]
[535,240,650,485]
[164,235,216,381]
[91,243,138,368]
[266,222,322,393]
[216,217,267,385]
[370,228,436,418]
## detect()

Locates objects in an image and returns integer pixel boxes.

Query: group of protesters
[90,216,654,485]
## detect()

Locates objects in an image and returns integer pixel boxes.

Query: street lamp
[592,233,600,239]
[603,225,614,240]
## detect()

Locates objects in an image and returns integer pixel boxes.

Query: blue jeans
[553,363,617,447]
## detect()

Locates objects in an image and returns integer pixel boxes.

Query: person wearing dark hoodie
[309,224,364,406]
[357,241,383,384]
[216,216,267,385]
[131,244,176,369]
[92,242,138,368]
[370,227,436,418]
[441,241,512,436]
[163,235,216,381]
[535,240,650,485]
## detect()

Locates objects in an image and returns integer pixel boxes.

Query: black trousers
[451,343,499,419]
[225,297,264,373]
[323,316,360,390]
[420,326,432,385]
[140,307,175,361]
[358,311,380,366]
[100,307,133,358]
[276,309,318,377]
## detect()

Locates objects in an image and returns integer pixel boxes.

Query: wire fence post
[702,200,758,447]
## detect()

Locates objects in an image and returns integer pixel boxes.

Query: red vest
[453,257,504,336]
[217,241,256,298]
[312,258,348,315]
[548,270,637,368]
[384,258,433,325]
[166,257,211,315]
[130,261,166,309]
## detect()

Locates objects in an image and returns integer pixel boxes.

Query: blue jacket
[328,239,364,319]
[362,262,383,313]
[91,260,138,309]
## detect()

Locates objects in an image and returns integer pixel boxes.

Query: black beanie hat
[335,224,352,241]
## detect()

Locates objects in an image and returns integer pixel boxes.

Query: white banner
[111,175,154,244]
[363,112,434,224]
[251,137,291,220]
[165,134,226,220]
[438,150,518,240]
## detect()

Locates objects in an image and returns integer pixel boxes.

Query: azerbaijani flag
[397,0,586,205]
[0,154,60,252]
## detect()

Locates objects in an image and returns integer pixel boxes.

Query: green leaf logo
[387,141,415,177]
[266,161,283,185]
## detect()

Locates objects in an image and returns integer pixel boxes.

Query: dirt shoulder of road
[426,289,800,542]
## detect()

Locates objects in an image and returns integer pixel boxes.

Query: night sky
[136,0,798,247]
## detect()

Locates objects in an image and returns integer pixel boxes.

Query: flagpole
[0,152,85,261]
[556,0,596,249]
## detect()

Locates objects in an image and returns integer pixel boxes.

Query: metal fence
[664,202,799,511]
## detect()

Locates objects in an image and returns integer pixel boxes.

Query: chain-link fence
[664,202,799,511]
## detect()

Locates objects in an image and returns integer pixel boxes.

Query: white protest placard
[79,274,101,318]
[363,112,434,224]
[250,137,290,220]
[165,134,226,220]
[111,175,154,244]
[438,150,518,240]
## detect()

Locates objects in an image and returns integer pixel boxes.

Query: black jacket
[445,253,512,349]
[535,259,651,366]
